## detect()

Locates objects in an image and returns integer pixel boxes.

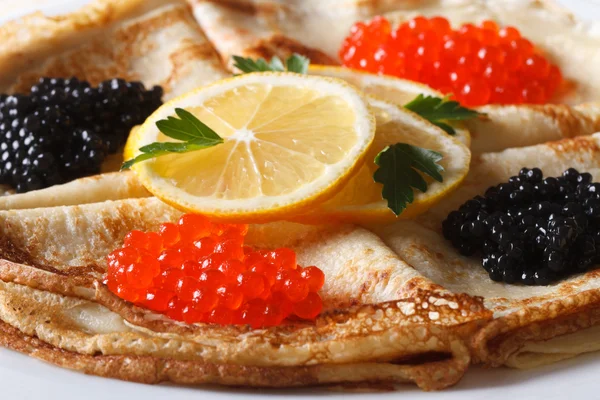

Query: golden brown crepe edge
[472,285,600,366]
[188,0,338,69]
[0,0,172,86]
[0,259,490,391]
[0,319,471,391]
[0,257,490,354]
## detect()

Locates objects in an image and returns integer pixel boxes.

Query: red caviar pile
[339,16,563,106]
[105,214,324,328]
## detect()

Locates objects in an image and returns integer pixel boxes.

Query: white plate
[1,1,600,399]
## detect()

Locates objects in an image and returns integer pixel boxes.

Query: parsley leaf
[404,94,482,135]
[232,55,284,73]
[155,108,222,142]
[269,56,285,71]
[285,54,310,74]
[373,143,444,216]
[121,108,223,170]
[233,53,310,74]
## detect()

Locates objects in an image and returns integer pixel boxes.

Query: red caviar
[339,16,563,106]
[104,214,324,328]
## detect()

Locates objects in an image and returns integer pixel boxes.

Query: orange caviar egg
[208,307,233,325]
[104,213,325,328]
[217,284,244,310]
[294,292,323,320]
[301,266,326,292]
[237,271,267,300]
[143,288,174,312]
[339,16,563,106]
[158,222,180,247]
[218,259,247,279]
[249,260,277,285]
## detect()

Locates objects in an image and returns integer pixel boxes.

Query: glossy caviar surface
[105,214,325,328]
[443,168,600,285]
[0,77,163,193]
[339,16,563,107]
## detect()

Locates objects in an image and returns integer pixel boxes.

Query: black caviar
[0,77,163,193]
[442,168,600,285]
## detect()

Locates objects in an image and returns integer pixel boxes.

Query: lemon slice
[309,65,471,147]
[295,98,471,224]
[127,72,376,222]
[123,125,140,161]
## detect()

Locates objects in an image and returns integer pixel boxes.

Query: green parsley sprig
[404,94,483,135]
[232,54,310,74]
[121,108,223,170]
[373,144,444,216]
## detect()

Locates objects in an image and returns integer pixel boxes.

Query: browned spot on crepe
[245,34,338,66]
[547,135,600,154]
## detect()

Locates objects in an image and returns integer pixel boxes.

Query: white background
[0,1,599,399]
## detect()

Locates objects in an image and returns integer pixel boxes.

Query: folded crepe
[0,197,489,390]
[0,0,229,194]
[187,0,343,67]
[0,0,227,98]
[0,172,149,210]
[374,133,600,369]
[190,0,600,153]
[190,0,600,104]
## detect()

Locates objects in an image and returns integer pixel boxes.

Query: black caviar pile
[443,168,600,285]
[0,77,163,193]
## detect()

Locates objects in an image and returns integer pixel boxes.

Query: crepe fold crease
[0,198,489,390]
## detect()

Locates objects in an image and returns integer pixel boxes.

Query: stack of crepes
[1,0,600,392]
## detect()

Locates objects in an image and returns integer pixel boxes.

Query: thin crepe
[0,0,229,195]
[190,0,600,104]
[0,172,149,210]
[188,0,345,67]
[0,0,227,98]
[375,133,600,368]
[0,197,489,390]
[191,0,600,154]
